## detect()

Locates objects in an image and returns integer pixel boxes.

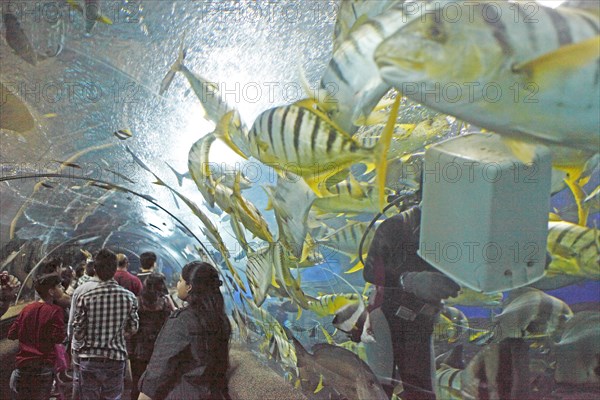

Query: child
[8,273,66,400]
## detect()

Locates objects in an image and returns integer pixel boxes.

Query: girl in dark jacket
[138,261,231,400]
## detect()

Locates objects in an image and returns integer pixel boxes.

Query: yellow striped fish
[376,1,600,152]
[547,220,600,280]
[188,133,217,207]
[318,2,415,134]
[313,175,390,215]
[307,293,364,318]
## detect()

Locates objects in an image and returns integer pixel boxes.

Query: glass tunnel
[1,0,599,399]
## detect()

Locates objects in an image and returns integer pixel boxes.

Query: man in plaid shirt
[72,248,139,400]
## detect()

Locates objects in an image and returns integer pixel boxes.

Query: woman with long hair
[138,262,231,400]
[129,273,175,400]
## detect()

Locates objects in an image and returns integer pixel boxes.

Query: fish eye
[429,24,446,42]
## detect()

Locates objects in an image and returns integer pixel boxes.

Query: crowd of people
[3,249,232,400]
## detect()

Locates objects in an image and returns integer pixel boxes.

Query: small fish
[553,311,600,385]
[290,333,388,400]
[43,113,58,118]
[40,181,55,189]
[2,12,41,65]
[446,287,503,308]
[113,128,132,140]
[51,160,82,169]
[471,287,573,344]
[104,168,135,184]
[165,161,190,187]
[0,82,35,133]
[188,133,217,207]
[546,220,600,280]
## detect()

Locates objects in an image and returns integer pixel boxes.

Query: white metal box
[418,133,552,293]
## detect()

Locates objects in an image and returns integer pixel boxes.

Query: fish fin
[469,328,494,345]
[97,15,113,25]
[320,326,334,344]
[347,173,366,199]
[548,212,562,221]
[502,137,538,164]
[562,171,589,226]
[375,96,401,211]
[513,35,600,84]
[296,305,302,320]
[213,110,250,159]
[345,260,364,274]
[314,375,324,393]
[362,162,376,174]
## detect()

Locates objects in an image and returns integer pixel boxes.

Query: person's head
[60,266,74,290]
[38,257,62,275]
[116,253,129,270]
[85,260,96,277]
[74,261,86,279]
[94,248,117,281]
[178,261,223,302]
[34,273,63,301]
[140,252,157,271]
[141,273,168,305]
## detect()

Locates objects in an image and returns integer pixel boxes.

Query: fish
[246,96,400,208]
[307,293,365,318]
[437,338,531,400]
[164,162,191,187]
[446,287,503,308]
[376,1,600,152]
[316,2,415,134]
[66,0,113,34]
[212,176,273,242]
[0,82,35,133]
[246,245,275,307]
[188,133,217,207]
[313,176,389,216]
[263,176,316,259]
[289,333,388,400]
[546,220,600,280]
[553,311,600,385]
[160,40,235,125]
[2,12,45,66]
[112,128,132,140]
[471,287,573,344]
[316,221,375,271]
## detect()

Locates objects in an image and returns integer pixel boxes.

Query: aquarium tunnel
[1,0,599,399]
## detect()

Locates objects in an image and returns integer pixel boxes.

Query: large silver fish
[375,1,600,152]
[290,334,388,400]
[553,311,600,385]
[472,287,573,343]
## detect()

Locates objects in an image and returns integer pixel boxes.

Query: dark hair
[140,252,157,270]
[85,261,96,277]
[38,258,62,275]
[181,261,231,393]
[140,273,168,307]
[34,273,62,297]
[75,262,86,279]
[95,248,117,281]
[60,266,74,290]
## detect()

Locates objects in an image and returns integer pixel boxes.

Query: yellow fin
[562,172,589,226]
[513,35,600,82]
[214,111,249,159]
[320,326,334,344]
[502,137,537,164]
[548,212,562,221]
[98,15,113,25]
[376,96,401,211]
[314,375,324,393]
[345,260,364,274]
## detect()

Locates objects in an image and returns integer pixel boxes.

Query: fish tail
[375,95,401,211]
[469,327,495,345]
[159,37,187,95]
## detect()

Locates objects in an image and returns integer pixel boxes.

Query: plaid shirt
[72,279,138,361]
